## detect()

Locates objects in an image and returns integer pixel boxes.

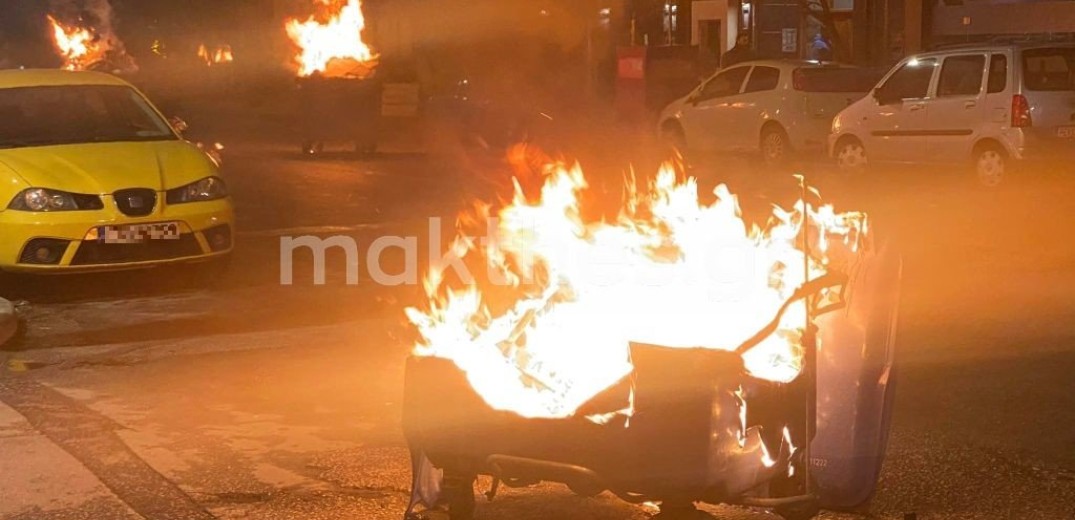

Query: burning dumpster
[286,0,380,155]
[401,160,900,520]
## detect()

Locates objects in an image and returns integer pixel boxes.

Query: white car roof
[914,41,1075,59]
[721,59,860,71]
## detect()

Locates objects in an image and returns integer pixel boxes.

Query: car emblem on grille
[113,188,156,217]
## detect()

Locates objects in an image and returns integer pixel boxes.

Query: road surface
[1,103,1073,520]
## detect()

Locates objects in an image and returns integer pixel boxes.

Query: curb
[0,298,15,348]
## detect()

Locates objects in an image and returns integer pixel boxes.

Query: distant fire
[198,44,234,66]
[407,154,867,419]
[285,0,378,78]
[47,15,108,71]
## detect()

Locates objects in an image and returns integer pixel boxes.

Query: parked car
[0,69,234,273]
[658,60,881,164]
[830,42,1075,186]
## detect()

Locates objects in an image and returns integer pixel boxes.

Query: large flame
[285,0,377,78]
[48,15,109,71]
[407,155,866,420]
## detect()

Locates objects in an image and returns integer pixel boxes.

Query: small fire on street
[406,156,867,420]
[197,44,234,66]
[285,0,378,78]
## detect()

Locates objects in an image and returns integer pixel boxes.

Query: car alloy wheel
[761,127,789,165]
[975,148,1006,187]
[836,140,867,172]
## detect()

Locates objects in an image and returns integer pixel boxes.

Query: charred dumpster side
[403,346,806,518]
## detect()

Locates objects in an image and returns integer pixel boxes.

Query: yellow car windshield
[0,84,177,150]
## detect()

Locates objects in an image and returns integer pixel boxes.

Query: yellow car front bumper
[0,197,234,273]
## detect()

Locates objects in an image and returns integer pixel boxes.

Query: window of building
[663,2,679,45]
[831,0,854,11]
[938,55,985,97]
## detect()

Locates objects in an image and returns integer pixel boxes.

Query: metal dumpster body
[402,247,901,520]
[812,246,902,510]
[404,346,804,506]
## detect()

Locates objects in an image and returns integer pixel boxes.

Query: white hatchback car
[830,43,1075,186]
[658,60,880,164]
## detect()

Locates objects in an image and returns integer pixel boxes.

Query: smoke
[49,0,116,45]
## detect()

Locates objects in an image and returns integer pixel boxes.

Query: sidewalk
[0,399,139,519]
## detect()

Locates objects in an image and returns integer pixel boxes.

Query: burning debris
[406,158,866,419]
[47,15,106,71]
[286,0,378,78]
[197,44,234,67]
[403,155,900,519]
[46,0,135,73]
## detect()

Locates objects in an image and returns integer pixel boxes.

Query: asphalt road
[1,104,1074,520]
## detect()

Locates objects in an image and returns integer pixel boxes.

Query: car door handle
[964,101,978,109]
[908,103,925,111]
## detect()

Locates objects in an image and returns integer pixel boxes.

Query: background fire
[407,156,866,420]
[44,0,136,74]
[197,44,234,66]
[47,15,109,71]
[285,0,378,78]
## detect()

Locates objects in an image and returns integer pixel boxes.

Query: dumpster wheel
[775,502,821,520]
[442,473,476,520]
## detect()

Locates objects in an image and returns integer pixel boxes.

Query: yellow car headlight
[8,188,104,212]
[166,176,228,204]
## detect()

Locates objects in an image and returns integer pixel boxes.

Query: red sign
[617,46,646,80]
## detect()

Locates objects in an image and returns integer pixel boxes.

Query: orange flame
[407,155,866,420]
[198,44,234,66]
[285,0,377,78]
[47,15,109,71]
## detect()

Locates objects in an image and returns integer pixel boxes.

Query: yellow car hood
[0,140,218,195]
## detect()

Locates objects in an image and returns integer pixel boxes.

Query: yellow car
[0,69,234,273]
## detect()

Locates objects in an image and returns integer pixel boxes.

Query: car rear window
[1022,47,1075,91]
[792,67,885,93]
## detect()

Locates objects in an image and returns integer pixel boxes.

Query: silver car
[830,42,1075,186]
[659,60,880,165]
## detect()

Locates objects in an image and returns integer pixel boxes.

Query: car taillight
[792,69,805,91]
[1012,94,1032,128]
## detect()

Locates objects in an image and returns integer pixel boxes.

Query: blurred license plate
[99,222,180,244]
[1057,126,1075,138]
